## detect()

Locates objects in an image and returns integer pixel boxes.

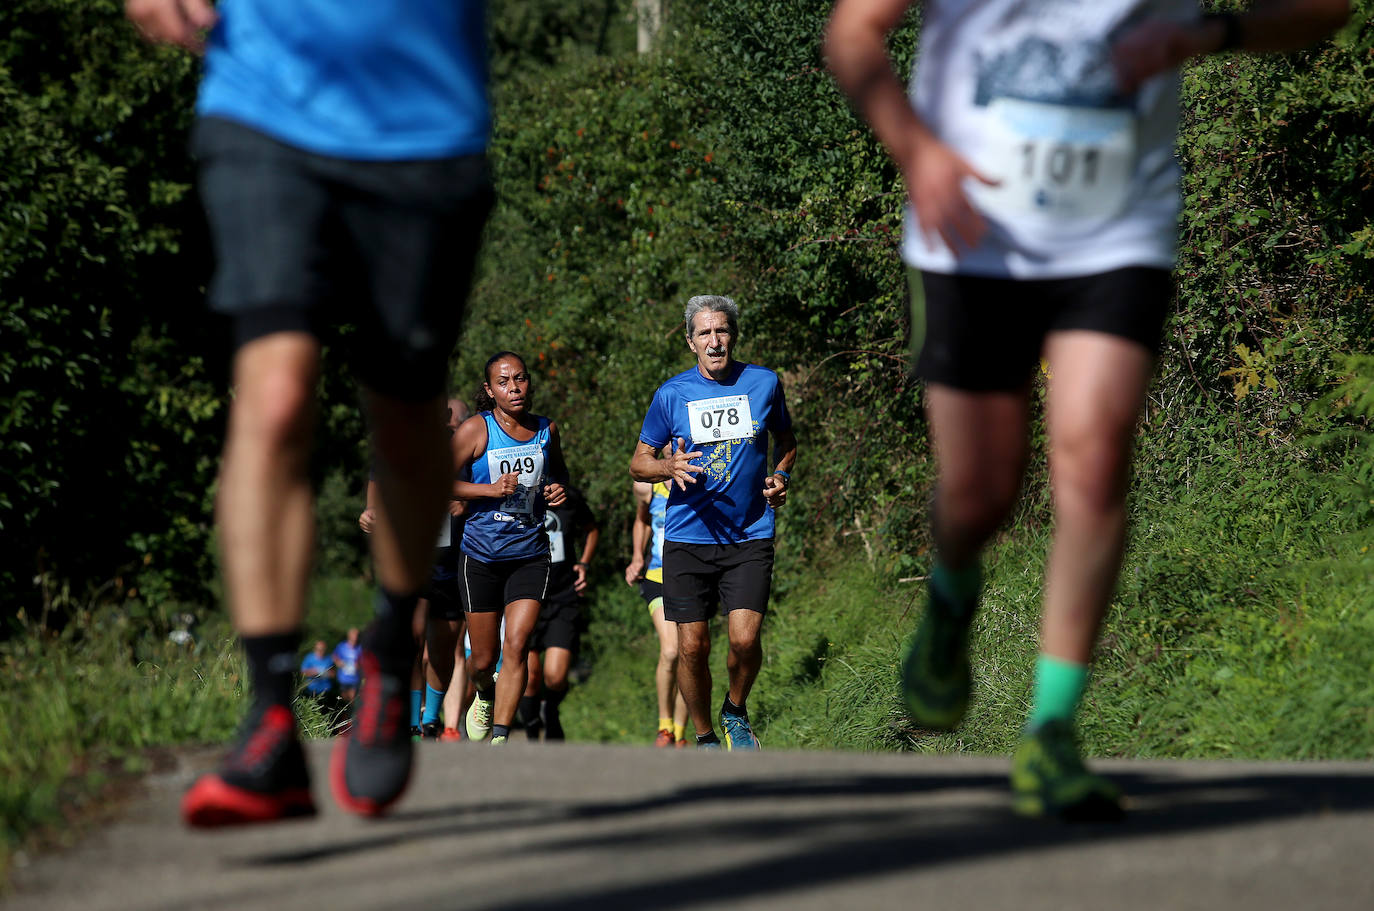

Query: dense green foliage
[2,0,1372,881]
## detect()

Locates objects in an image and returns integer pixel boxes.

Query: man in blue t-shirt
[300,640,335,698]
[630,295,798,751]
[129,0,495,826]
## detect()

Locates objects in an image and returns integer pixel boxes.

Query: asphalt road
[7,741,1373,910]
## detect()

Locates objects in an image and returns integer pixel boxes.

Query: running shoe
[330,640,414,818]
[182,703,316,827]
[438,727,463,743]
[696,739,722,751]
[900,585,976,731]
[675,738,689,749]
[1010,719,1123,822]
[720,711,760,751]
[410,725,423,742]
[653,729,675,749]
[466,691,494,742]
[490,734,508,746]
[420,721,442,740]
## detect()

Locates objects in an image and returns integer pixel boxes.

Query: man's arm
[762,427,798,509]
[1113,0,1350,92]
[824,0,996,254]
[358,479,379,533]
[626,482,652,586]
[630,440,704,490]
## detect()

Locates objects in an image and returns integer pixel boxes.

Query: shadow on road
[233,763,1374,908]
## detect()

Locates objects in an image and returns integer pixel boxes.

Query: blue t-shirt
[638,362,791,545]
[332,641,361,686]
[198,0,490,160]
[462,413,553,562]
[300,653,334,695]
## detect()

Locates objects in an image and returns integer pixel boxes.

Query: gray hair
[684,294,739,338]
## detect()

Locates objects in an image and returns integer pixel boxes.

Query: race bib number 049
[686,394,753,444]
[971,97,1137,222]
[485,443,545,517]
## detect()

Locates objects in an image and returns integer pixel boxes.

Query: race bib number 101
[686,394,753,445]
[971,97,1137,222]
[486,443,545,517]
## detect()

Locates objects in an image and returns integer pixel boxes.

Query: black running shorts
[193,117,495,401]
[662,539,774,624]
[425,576,463,622]
[909,266,1173,392]
[638,579,663,611]
[529,596,581,653]
[458,553,550,614]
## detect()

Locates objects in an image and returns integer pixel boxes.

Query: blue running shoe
[696,739,722,751]
[720,711,760,751]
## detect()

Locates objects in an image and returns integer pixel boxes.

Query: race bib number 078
[686,394,753,445]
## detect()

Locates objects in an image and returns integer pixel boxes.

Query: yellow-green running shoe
[1010,719,1123,822]
[466,693,493,742]
[900,587,975,731]
[490,734,508,746]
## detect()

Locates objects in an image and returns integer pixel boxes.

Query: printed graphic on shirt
[486,442,545,521]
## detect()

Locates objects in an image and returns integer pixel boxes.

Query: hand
[665,437,705,491]
[448,499,467,518]
[902,132,999,255]
[1112,19,1215,93]
[573,563,589,594]
[125,0,218,53]
[491,471,520,498]
[624,559,645,587]
[543,482,567,506]
[762,474,788,510]
[358,509,377,534]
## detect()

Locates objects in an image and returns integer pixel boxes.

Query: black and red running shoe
[182,703,316,828]
[330,639,413,817]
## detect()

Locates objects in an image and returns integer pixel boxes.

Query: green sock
[931,561,981,614]
[1027,653,1090,729]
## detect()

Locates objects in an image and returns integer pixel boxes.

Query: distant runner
[630,295,797,750]
[627,478,689,747]
[825,0,1350,819]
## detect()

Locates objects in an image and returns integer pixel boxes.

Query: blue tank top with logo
[645,482,669,582]
[462,413,552,562]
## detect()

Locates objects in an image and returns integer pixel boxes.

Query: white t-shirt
[902,0,1196,279]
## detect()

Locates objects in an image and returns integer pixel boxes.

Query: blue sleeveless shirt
[462,413,552,562]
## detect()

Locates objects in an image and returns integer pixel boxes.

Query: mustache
[706,346,728,357]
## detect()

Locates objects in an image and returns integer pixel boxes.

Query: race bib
[970,97,1137,222]
[485,442,545,517]
[686,394,754,445]
[545,513,566,563]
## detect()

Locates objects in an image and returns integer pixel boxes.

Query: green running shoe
[1010,719,1123,822]
[900,586,975,731]
[490,734,508,746]
[466,693,493,742]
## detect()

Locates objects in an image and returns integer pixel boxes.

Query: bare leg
[493,600,541,728]
[465,611,502,691]
[923,384,1031,567]
[651,604,680,720]
[724,609,764,707]
[1041,331,1154,663]
[676,620,713,736]
[216,334,321,636]
[542,647,572,692]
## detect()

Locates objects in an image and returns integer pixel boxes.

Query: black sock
[722,695,747,718]
[518,696,541,729]
[368,587,419,671]
[543,688,566,740]
[491,724,510,740]
[243,632,302,710]
[696,730,720,745]
[477,684,496,703]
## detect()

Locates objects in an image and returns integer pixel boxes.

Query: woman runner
[453,352,569,745]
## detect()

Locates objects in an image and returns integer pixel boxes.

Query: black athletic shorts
[529,596,581,653]
[193,117,495,401]
[662,539,774,624]
[458,553,550,614]
[425,575,463,622]
[909,266,1173,392]
[638,579,663,610]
